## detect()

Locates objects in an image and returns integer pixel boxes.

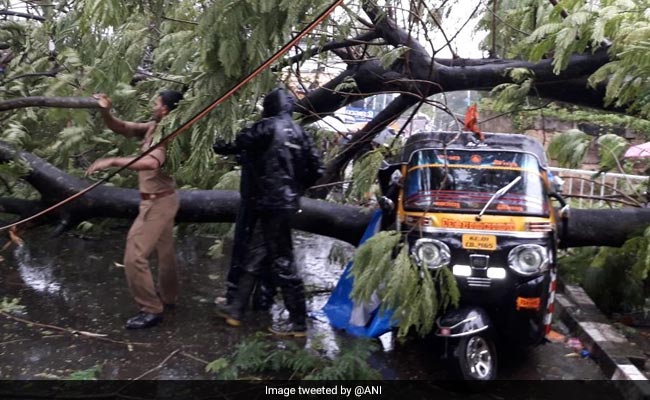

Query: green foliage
[350,231,402,303]
[349,149,384,202]
[478,0,650,119]
[547,129,591,168]
[76,221,94,233]
[477,0,552,59]
[2,121,29,147]
[205,332,381,380]
[350,230,460,338]
[546,122,648,189]
[490,101,650,140]
[596,133,628,172]
[587,1,650,117]
[514,0,650,118]
[207,238,225,259]
[438,266,461,311]
[378,46,409,70]
[559,225,650,314]
[557,247,599,285]
[489,68,534,113]
[333,76,358,93]
[0,297,25,314]
[0,160,32,187]
[213,169,241,191]
[0,0,331,193]
[306,339,379,380]
[328,242,351,267]
[65,365,102,380]
[584,238,648,314]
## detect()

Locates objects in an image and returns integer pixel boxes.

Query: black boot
[125,312,163,329]
[216,273,256,327]
[269,278,307,338]
[252,269,277,312]
[285,281,307,331]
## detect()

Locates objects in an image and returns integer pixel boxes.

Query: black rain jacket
[214,88,309,211]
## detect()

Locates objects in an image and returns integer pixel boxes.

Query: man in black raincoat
[213,87,322,337]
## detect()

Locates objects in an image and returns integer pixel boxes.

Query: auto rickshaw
[322,131,569,380]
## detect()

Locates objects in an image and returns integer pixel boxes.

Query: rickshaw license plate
[462,234,497,250]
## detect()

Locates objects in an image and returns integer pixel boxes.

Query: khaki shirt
[138,124,175,194]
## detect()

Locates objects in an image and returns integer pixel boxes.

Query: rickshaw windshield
[403,149,549,216]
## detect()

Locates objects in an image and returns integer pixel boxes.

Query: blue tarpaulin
[319,210,395,337]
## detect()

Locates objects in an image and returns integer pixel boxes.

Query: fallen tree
[0,141,647,248]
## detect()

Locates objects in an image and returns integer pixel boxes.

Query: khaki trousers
[124,193,180,314]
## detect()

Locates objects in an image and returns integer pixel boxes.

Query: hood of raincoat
[262,87,294,118]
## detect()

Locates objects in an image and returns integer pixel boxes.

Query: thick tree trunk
[0,141,648,248]
[0,141,371,244]
[563,208,650,248]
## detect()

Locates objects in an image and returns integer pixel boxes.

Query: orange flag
[464,104,484,141]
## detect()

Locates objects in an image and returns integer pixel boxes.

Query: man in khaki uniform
[86,90,183,329]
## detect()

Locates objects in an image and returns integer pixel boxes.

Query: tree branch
[274,30,381,71]
[0,310,151,347]
[161,16,198,25]
[1,67,61,85]
[0,10,45,22]
[0,96,101,112]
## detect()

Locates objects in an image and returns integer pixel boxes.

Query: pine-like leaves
[596,133,628,172]
[547,129,591,168]
[350,230,401,303]
[349,149,385,202]
[205,332,380,380]
[350,230,460,338]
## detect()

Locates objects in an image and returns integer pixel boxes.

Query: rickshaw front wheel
[452,333,497,380]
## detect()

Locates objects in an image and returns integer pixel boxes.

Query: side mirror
[549,192,569,219]
[559,204,570,219]
[553,176,564,194]
[390,169,403,185]
[378,196,394,212]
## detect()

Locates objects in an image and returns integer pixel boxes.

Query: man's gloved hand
[213,139,235,155]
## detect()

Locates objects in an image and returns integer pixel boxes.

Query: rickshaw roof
[397,131,549,167]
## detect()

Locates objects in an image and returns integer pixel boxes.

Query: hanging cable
[0,0,342,232]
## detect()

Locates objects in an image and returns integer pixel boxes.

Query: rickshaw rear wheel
[451,333,497,380]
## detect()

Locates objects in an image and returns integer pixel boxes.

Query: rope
[0,0,342,232]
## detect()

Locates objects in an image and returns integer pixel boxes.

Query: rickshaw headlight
[508,244,548,275]
[412,238,450,269]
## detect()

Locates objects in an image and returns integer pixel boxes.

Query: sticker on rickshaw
[516,296,541,311]
[434,201,460,209]
[492,160,519,167]
[496,203,524,212]
[440,218,517,231]
[462,234,497,251]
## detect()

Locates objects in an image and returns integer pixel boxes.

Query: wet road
[0,225,609,382]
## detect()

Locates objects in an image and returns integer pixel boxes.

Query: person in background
[212,146,276,313]
[86,90,183,329]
